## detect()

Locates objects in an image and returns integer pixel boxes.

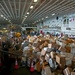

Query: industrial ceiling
[0,0,75,25]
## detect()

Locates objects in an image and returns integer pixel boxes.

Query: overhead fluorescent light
[1,15,3,17]
[46,16,48,18]
[52,13,55,16]
[34,0,38,2]
[25,16,27,17]
[27,12,29,15]
[6,19,7,20]
[3,28,6,29]
[30,6,33,9]
[4,17,6,19]
[37,20,38,22]
[42,18,44,20]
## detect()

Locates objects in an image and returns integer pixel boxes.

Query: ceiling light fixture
[30,6,33,9]
[46,16,48,18]
[37,20,38,22]
[34,0,38,2]
[6,19,7,20]
[27,12,29,15]
[52,13,55,16]
[3,28,6,29]
[1,15,3,17]
[4,17,6,19]
[25,16,27,17]
[42,18,44,20]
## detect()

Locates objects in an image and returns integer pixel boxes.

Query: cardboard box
[56,54,65,64]
[63,67,72,75]
[45,53,49,62]
[56,54,66,67]
[41,48,47,56]
[65,46,71,53]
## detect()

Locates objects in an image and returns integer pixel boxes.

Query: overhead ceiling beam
[47,7,75,20]
[21,0,27,18]
[22,0,45,24]
[31,0,60,18]
[29,0,68,21]
[8,0,15,18]
[32,0,56,17]
[29,0,52,18]
[32,1,75,22]
[14,0,17,18]
[2,0,12,18]
[35,0,74,19]
[26,0,39,19]
[0,3,10,17]
[19,0,21,17]
[55,7,75,15]
[22,0,33,24]
[0,9,7,18]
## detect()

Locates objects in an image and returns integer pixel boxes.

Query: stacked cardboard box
[63,67,72,75]
[56,54,66,69]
